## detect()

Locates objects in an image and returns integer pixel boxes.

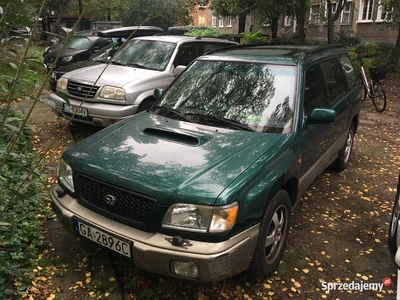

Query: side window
[304,64,327,115]
[93,38,112,51]
[173,43,199,67]
[320,58,347,107]
[202,42,233,54]
[339,54,357,88]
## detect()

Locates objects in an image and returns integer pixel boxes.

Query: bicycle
[356,53,387,112]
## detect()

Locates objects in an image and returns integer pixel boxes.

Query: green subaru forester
[50,44,362,281]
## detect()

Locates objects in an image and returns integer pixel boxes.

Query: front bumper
[49,92,138,127]
[50,184,259,281]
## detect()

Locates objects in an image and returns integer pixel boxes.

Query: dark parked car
[44,26,164,70]
[50,44,361,281]
[44,35,114,69]
[48,42,123,91]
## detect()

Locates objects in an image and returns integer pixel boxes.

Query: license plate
[62,103,88,117]
[74,219,132,258]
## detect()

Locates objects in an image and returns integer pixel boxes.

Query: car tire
[388,175,400,254]
[249,189,291,277]
[331,123,355,172]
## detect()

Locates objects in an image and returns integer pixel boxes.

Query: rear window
[339,55,357,88]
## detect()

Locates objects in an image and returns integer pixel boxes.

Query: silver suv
[49,35,238,126]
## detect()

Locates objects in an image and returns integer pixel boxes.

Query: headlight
[60,55,73,62]
[58,159,74,193]
[99,86,126,100]
[57,77,68,91]
[162,202,238,233]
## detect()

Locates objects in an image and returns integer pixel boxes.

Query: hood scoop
[142,126,212,146]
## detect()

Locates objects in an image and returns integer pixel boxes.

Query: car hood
[65,113,284,205]
[54,60,101,74]
[64,64,161,87]
[46,48,87,58]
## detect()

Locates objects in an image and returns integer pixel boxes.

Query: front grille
[67,81,100,98]
[77,175,156,225]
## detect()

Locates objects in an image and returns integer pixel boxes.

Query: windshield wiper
[186,113,255,131]
[127,63,149,69]
[151,106,192,122]
[110,61,125,66]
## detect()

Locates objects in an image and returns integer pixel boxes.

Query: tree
[326,0,347,44]
[296,0,307,44]
[121,0,195,30]
[209,0,257,34]
[256,0,297,39]
[381,0,400,47]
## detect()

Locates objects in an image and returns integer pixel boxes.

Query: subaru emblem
[104,194,117,206]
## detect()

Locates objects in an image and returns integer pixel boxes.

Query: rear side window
[320,58,347,107]
[339,55,357,88]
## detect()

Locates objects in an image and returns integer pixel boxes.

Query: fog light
[171,261,199,279]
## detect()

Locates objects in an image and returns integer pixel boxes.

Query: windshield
[111,40,176,71]
[89,42,122,63]
[154,60,297,133]
[65,36,92,50]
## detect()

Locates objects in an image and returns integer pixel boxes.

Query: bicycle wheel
[372,82,387,112]
[359,74,367,101]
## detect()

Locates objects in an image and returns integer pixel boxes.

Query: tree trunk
[238,14,246,34]
[327,2,334,44]
[396,24,400,48]
[271,18,278,39]
[297,0,306,44]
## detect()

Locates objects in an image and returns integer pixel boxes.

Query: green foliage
[242,30,270,44]
[0,3,51,298]
[351,41,394,71]
[0,108,49,299]
[121,0,194,30]
[334,31,361,47]
[184,28,221,37]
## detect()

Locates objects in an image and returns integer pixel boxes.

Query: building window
[227,17,232,27]
[310,2,322,25]
[211,16,217,27]
[376,1,386,21]
[359,0,374,21]
[219,18,224,27]
[198,15,206,26]
[284,16,292,27]
[341,1,352,23]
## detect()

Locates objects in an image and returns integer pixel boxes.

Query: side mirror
[307,108,336,124]
[154,88,164,99]
[174,65,186,77]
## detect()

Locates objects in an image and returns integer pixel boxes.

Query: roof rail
[298,44,343,60]
[203,42,274,56]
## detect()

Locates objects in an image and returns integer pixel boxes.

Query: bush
[0,108,48,298]
[334,31,361,47]
[242,30,270,44]
[351,41,395,72]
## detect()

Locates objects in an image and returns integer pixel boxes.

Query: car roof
[133,35,238,44]
[97,26,164,39]
[199,44,347,65]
